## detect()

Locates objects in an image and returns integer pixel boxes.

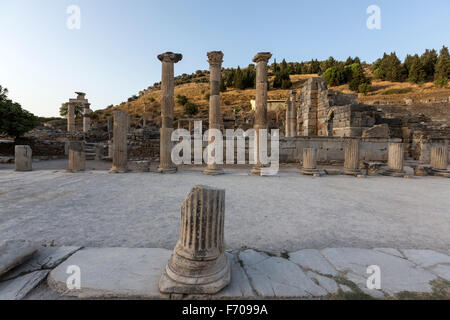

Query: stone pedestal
[382,143,405,177]
[14,146,32,172]
[300,148,320,175]
[67,142,86,172]
[285,90,297,138]
[251,52,272,175]
[157,52,182,174]
[67,104,75,133]
[109,109,128,173]
[159,185,231,294]
[430,141,450,177]
[204,51,224,176]
[344,139,361,176]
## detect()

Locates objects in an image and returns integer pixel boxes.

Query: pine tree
[434,46,450,87]
[408,55,426,84]
[420,49,438,79]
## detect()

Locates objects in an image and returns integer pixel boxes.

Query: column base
[109,166,128,174]
[65,169,85,173]
[203,166,224,176]
[157,166,177,174]
[380,168,406,177]
[431,168,450,178]
[300,168,321,176]
[159,253,231,294]
[343,168,362,176]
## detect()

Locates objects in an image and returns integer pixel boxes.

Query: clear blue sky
[0,0,449,117]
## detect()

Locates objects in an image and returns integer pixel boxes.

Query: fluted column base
[343,168,362,176]
[300,167,320,176]
[380,168,406,177]
[159,251,230,294]
[109,166,129,174]
[157,166,177,174]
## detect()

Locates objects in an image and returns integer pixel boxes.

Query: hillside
[100,73,450,125]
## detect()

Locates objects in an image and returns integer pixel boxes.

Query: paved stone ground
[0,165,449,252]
[0,246,447,300]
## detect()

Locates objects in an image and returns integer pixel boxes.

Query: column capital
[207,51,224,66]
[158,52,183,63]
[252,52,272,63]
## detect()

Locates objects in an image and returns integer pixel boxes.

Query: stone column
[67,103,75,132]
[285,90,297,137]
[14,145,32,171]
[83,104,91,133]
[430,140,449,177]
[109,109,128,173]
[157,52,183,173]
[383,142,405,176]
[204,51,224,176]
[430,141,448,170]
[67,142,86,172]
[300,148,320,176]
[344,138,361,175]
[251,52,272,175]
[160,185,231,294]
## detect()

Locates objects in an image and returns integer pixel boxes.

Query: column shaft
[109,109,128,173]
[344,139,361,175]
[15,145,32,171]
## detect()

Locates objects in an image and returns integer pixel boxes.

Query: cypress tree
[434,46,450,87]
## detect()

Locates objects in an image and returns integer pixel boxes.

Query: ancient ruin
[159,185,231,294]
[382,142,406,177]
[109,109,128,173]
[430,140,450,177]
[157,52,182,174]
[67,142,86,172]
[14,145,32,171]
[285,90,297,138]
[343,138,361,176]
[300,148,320,176]
[251,52,272,175]
[204,51,224,175]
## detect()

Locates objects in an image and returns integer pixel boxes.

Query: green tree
[420,49,438,79]
[184,102,198,116]
[348,63,371,92]
[408,55,426,84]
[434,46,450,87]
[372,52,405,81]
[0,85,39,138]
[176,95,188,106]
[308,59,321,74]
[59,102,84,118]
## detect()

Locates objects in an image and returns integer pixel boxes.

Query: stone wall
[0,138,66,157]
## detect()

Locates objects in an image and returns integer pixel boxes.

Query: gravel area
[0,167,449,252]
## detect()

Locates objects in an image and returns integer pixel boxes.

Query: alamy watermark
[66,5,81,30]
[366,265,381,290]
[171,121,280,175]
[367,5,381,30]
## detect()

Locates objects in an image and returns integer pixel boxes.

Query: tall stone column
[83,104,92,133]
[285,90,297,137]
[157,52,183,173]
[430,140,449,177]
[344,138,361,175]
[109,109,128,173]
[160,185,231,294]
[67,103,75,133]
[67,142,86,172]
[251,52,272,175]
[383,142,405,176]
[300,148,320,176]
[204,51,224,176]
[15,145,32,172]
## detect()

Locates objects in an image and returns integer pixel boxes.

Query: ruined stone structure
[285,90,297,138]
[159,185,231,294]
[298,77,381,137]
[204,51,224,176]
[109,109,128,173]
[343,138,361,176]
[300,148,319,175]
[65,92,92,133]
[157,52,182,174]
[14,145,32,171]
[67,142,86,172]
[430,140,450,177]
[251,52,272,175]
[383,142,405,176]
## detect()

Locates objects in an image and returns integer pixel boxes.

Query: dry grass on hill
[102,73,448,123]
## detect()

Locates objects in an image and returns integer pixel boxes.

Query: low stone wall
[0,138,66,157]
[279,137,398,163]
